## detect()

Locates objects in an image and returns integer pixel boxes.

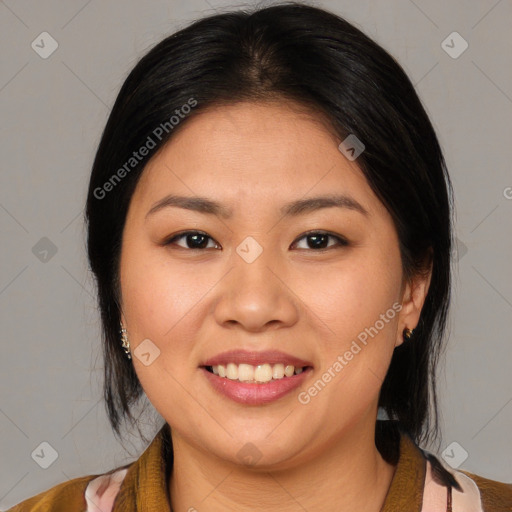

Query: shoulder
[7,474,98,512]
[6,467,130,512]
[8,424,172,511]
[421,449,512,512]
[459,469,512,512]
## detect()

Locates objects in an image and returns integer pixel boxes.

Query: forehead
[131,101,383,218]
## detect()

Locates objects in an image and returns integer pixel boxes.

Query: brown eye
[164,231,219,250]
[292,231,348,250]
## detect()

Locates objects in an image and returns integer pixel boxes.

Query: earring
[403,327,414,341]
[120,322,132,359]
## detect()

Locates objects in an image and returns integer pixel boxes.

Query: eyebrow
[145,193,369,220]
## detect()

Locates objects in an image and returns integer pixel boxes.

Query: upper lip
[201,349,313,368]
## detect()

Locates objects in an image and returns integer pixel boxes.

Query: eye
[291,230,349,250]
[163,230,348,251]
[164,231,220,250]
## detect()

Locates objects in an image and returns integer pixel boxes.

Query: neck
[169,414,396,512]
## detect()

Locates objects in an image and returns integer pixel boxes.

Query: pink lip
[201,349,313,368]
[201,366,312,405]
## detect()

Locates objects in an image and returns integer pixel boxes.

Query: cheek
[304,249,403,341]
[120,244,210,421]
[121,242,203,334]
[120,244,208,391]
[296,304,400,430]
[297,245,403,407]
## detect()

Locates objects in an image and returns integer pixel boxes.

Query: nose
[212,245,300,333]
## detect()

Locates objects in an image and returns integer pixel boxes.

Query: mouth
[200,349,313,404]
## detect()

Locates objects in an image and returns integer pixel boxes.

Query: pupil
[308,234,328,249]
[188,234,208,248]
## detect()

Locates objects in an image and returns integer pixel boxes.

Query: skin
[119,101,431,512]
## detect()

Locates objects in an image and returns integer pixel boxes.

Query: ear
[396,262,432,347]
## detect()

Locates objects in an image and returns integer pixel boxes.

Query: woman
[9,2,511,511]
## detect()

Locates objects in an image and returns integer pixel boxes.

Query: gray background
[1,0,511,508]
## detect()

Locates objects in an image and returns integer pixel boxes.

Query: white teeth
[272,363,285,379]
[254,364,273,383]
[238,363,254,382]
[226,363,238,380]
[284,365,295,377]
[209,363,306,383]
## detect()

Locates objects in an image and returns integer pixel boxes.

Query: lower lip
[201,367,312,405]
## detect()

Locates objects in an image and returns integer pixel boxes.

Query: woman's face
[120,101,429,468]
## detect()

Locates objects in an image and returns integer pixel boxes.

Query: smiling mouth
[203,363,311,384]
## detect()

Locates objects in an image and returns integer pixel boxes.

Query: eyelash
[163,230,349,251]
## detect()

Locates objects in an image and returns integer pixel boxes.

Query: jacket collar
[381,431,427,512]
[112,423,172,511]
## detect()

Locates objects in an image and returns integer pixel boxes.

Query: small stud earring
[403,327,414,341]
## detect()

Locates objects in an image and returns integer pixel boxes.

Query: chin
[210,431,312,470]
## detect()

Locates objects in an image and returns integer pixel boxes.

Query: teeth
[272,363,284,379]
[208,363,306,383]
[254,363,272,383]
[226,363,238,380]
[238,363,254,382]
[284,365,295,377]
